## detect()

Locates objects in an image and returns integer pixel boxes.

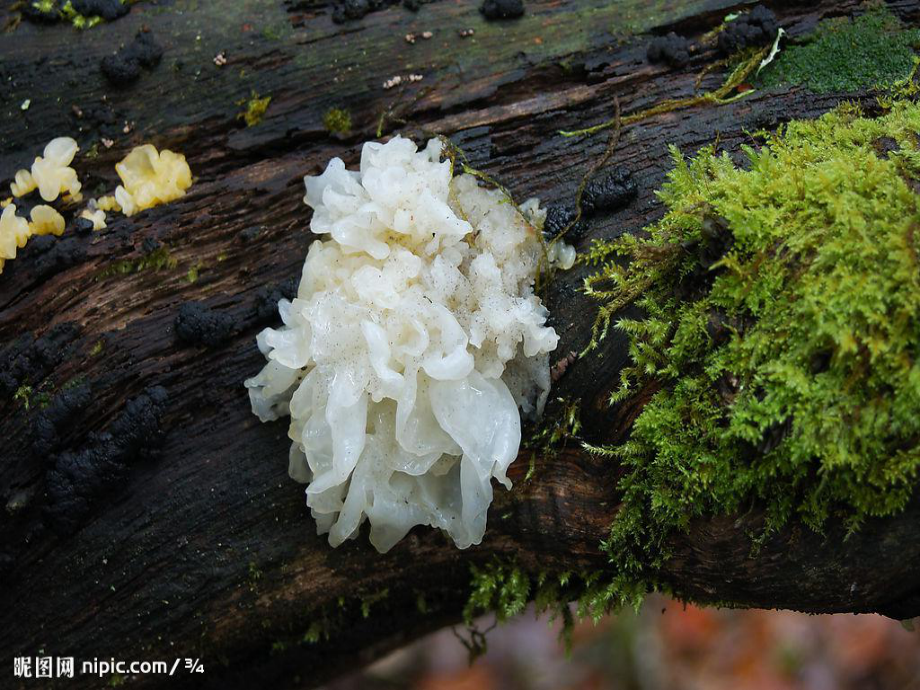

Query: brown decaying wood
[1,1,919,687]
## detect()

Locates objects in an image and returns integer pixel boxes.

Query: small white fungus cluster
[246,136,561,552]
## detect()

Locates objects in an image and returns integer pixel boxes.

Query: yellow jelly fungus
[30,137,82,202]
[0,205,32,274]
[10,169,37,198]
[79,208,107,230]
[29,205,66,237]
[114,145,192,216]
[96,195,121,213]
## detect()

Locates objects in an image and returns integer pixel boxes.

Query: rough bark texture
[1,0,919,688]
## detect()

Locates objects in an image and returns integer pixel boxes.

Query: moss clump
[757,6,920,93]
[464,560,530,625]
[13,383,51,410]
[582,100,920,593]
[60,1,104,29]
[462,559,592,655]
[322,107,352,136]
[302,621,325,644]
[13,385,34,409]
[24,0,121,29]
[238,93,272,128]
[97,246,177,279]
[359,588,389,618]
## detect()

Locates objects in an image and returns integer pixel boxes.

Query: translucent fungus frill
[245,136,560,553]
[114,144,192,216]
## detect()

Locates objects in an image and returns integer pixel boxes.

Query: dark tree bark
[1,0,919,687]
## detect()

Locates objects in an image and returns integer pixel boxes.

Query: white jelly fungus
[246,136,560,553]
[114,145,192,216]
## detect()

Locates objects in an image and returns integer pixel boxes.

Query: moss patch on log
[238,93,272,128]
[322,107,352,136]
[756,5,920,93]
[581,99,920,601]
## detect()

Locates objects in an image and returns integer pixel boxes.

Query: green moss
[464,560,530,625]
[462,560,613,653]
[97,246,178,280]
[29,0,58,18]
[301,621,325,644]
[89,340,104,357]
[60,1,104,29]
[238,93,272,127]
[13,385,33,408]
[359,588,389,618]
[28,0,120,29]
[757,5,920,93]
[525,398,582,481]
[583,100,920,595]
[322,107,352,136]
[186,261,204,283]
[12,383,52,409]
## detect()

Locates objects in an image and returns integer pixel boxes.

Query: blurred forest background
[327,596,920,690]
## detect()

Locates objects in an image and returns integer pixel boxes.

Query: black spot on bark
[647,32,693,68]
[0,324,80,398]
[26,235,87,280]
[330,0,403,23]
[175,302,235,347]
[253,277,299,324]
[71,0,130,21]
[141,237,162,254]
[71,101,125,141]
[582,169,638,214]
[44,386,169,535]
[480,0,524,21]
[543,203,588,242]
[544,169,637,242]
[101,31,163,87]
[32,383,93,458]
[717,5,779,56]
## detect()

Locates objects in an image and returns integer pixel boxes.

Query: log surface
[2,1,919,687]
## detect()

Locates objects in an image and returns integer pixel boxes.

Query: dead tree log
[2,0,919,687]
